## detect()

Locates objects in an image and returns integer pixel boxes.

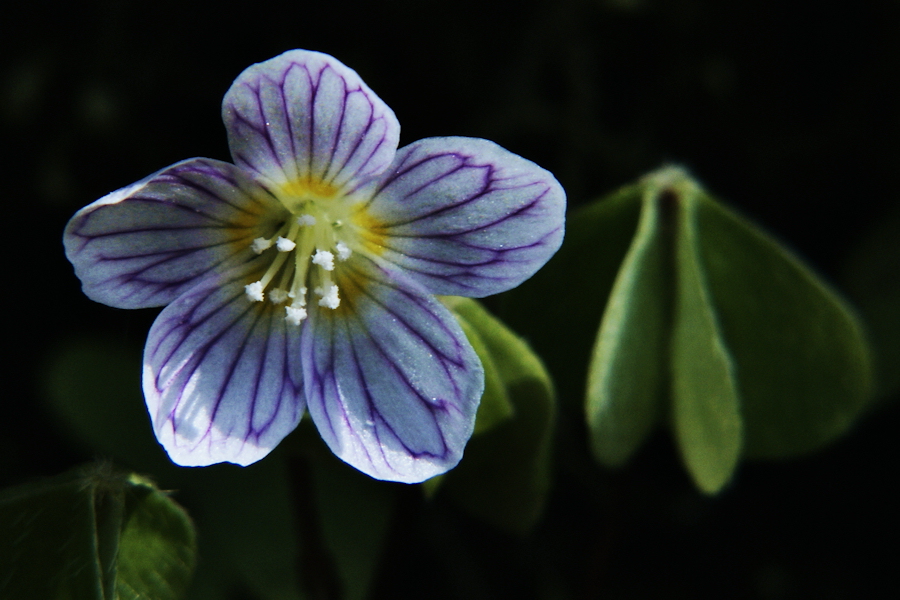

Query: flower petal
[143,264,305,467]
[223,49,400,192]
[360,137,566,297]
[301,256,483,483]
[64,158,286,309]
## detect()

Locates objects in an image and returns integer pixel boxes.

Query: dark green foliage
[0,464,196,600]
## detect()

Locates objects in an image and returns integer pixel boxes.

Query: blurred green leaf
[40,339,305,600]
[455,308,515,436]
[842,202,900,398]
[303,441,396,600]
[691,185,872,459]
[0,463,196,600]
[571,166,873,493]
[178,455,304,600]
[671,176,743,493]
[117,474,197,600]
[498,184,643,409]
[586,175,670,468]
[440,298,556,535]
[42,338,165,471]
[0,466,113,600]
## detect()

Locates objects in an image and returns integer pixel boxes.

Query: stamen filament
[244,190,358,320]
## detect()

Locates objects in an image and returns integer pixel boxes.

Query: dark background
[2,0,898,598]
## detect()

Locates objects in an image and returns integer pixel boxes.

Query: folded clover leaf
[64,50,566,483]
[500,166,871,494]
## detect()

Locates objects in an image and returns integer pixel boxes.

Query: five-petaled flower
[64,50,565,483]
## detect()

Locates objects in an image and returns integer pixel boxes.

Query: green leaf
[692,187,873,459]
[498,184,643,409]
[41,338,166,471]
[305,442,397,600]
[440,298,556,535]
[453,304,515,436]
[671,175,743,494]
[586,175,670,467]
[40,338,306,600]
[0,466,112,600]
[178,454,304,600]
[0,463,196,600]
[117,475,197,600]
[842,202,900,398]
[575,166,874,492]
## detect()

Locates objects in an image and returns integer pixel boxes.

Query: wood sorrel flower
[64,50,565,483]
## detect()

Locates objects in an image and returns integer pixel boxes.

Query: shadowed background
[2,0,897,597]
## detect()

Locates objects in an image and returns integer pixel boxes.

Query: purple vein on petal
[340,101,391,188]
[303,63,318,176]
[375,234,561,292]
[229,107,284,181]
[332,319,384,465]
[307,265,463,477]
[280,70,300,180]
[162,171,275,217]
[84,199,245,232]
[305,317,343,444]
[343,257,468,372]
[323,75,348,180]
[341,317,449,469]
[244,306,292,438]
[149,272,300,450]
[149,272,251,374]
[98,241,240,282]
[384,180,549,234]
[320,83,391,189]
[344,301,462,423]
[363,152,473,208]
[332,94,374,188]
[194,302,257,431]
[228,55,396,191]
[346,319,455,460]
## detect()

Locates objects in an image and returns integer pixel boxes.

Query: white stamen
[289,286,307,306]
[275,237,296,252]
[316,284,340,309]
[269,288,289,304]
[285,305,308,325]
[245,281,265,302]
[312,249,335,271]
[251,237,272,254]
[245,203,355,312]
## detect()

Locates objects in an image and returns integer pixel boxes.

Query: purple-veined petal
[143,263,305,467]
[358,137,566,297]
[301,255,483,483]
[64,158,286,309]
[223,50,400,193]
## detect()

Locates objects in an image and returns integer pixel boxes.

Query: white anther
[245,281,265,302]
[297,214,317,226]
[275,237,296,252]
[269,288,289,304]
[285,305,308,325]
[312,249,335,271]
[316,284,341,309]
[335,241,352,261]
[251,237,272,254]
